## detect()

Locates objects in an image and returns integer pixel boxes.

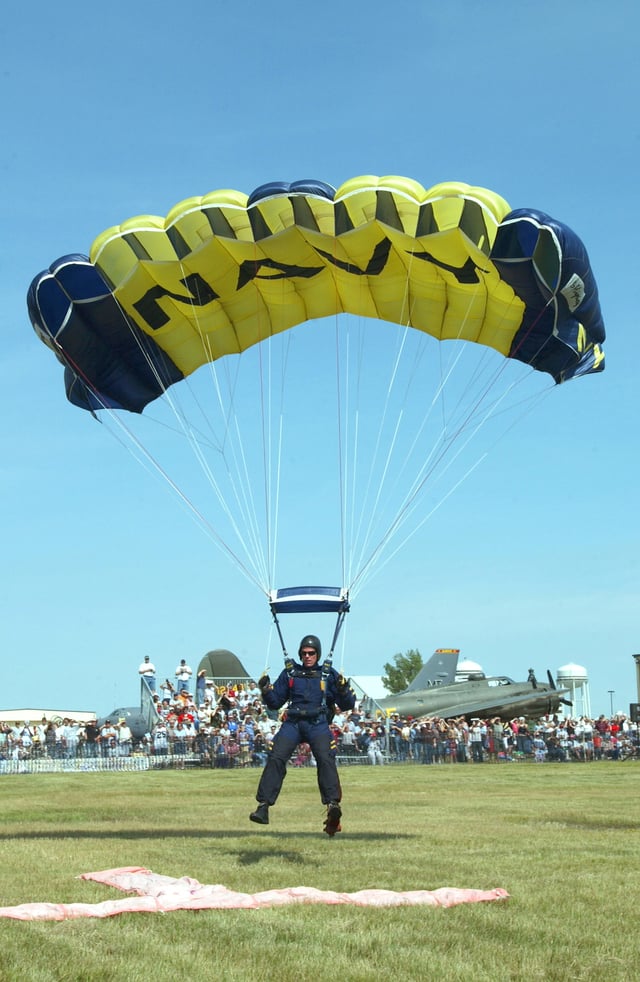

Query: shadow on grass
[0,828,416,842]
[535,818,639,832]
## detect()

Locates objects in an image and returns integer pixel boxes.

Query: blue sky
[2,1,638,718]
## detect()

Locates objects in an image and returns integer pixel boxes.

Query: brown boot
[323,802,342,836]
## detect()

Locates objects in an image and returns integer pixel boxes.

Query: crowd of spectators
[373,712,639,763]
[1,667,638,766]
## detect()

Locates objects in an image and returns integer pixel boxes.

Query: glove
[258,674,271,694]
[336,673,349,693]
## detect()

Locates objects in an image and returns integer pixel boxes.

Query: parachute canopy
[28,176,605,415]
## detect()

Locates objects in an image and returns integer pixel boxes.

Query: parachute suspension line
[184,254,303,593]
[194,353,272,590]
[350,353,547,597]
[262,322,288,591]
[109,265,272,591]
[347,268,536,595]
[47,303,269,588]
[344,248,418,587]
[350,388,499,596]
[352,454,489,597]
[334,314,350,588]
[344,405,360,590]
[343,319,364,591]
[390,334,498,513]
[157,278,271,589]
[269,411,285,588]
[258,278,291,591]
[334,316,365,589]
[508,295,559,367]
[347,408,361,589]
[354,376,554,597]
[350,402,406,581]
[76,382,268,595]
[256,320,274,587]
[346,321,413,583]
[191,286,274,589]
[384,340,463,505]
[340,312,356,588]
[242,259,295,593]
[329,228,352,591]
[162,382,271,588]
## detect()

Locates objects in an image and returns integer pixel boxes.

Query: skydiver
[249,634,356,835]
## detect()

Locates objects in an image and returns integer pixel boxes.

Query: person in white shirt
[62,720,80,759]
[138,655,157,692]
[367,733,385,765]
[175,659,193,694]
[117,721,133,756]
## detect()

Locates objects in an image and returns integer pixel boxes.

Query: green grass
[0,762,638,982]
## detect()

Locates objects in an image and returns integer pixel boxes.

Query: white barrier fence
[0,756,151,774]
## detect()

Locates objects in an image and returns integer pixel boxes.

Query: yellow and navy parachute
[28,176,605,413]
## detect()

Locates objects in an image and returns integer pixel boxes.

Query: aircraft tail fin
[140,676,161,729]
[405,649,460,692]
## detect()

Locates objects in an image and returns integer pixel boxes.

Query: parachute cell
[27,176,605,414]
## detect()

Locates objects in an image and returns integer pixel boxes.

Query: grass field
[0,761,638,982]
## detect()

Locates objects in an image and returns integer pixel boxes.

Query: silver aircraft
[359,649,572,721]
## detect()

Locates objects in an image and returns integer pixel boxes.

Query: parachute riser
[269,606,290,668]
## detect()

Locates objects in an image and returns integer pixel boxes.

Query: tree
[381,649,423,694]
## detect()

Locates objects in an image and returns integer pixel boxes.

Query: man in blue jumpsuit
[249,634,356,835]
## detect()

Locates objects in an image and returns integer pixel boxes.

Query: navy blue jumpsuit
[255,661,356,806]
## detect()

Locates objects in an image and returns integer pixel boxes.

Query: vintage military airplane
[95,705,157,743]
[358,649,572,721]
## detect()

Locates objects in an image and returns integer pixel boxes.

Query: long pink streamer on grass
[0,867,509,921]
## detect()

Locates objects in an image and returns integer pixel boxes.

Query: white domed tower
[556,663,591,717]
[455,659,484,682]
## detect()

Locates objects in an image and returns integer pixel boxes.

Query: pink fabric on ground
[0,867,509,921]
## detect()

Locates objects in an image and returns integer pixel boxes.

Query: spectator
[62,718,80,759]
[247,679,261,701]
[83,719,100,757]
[117,720,133,756]
[138,656,157,692]
[99,720,117,758]
[160,679,176,701]
[252,730,268,767]
[340,722,357,756]
[203,679,217,706]
[196,669,207,706]
[389,715,403,759]
[236,684,250,711]
[532,731,547,762]
[152,720,169,756]
[367,732,385,765]
[175,660,193,694]
[470,720,484,762]
[173,720,189,755]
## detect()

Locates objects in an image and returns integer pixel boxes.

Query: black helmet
[298,635,321,658]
